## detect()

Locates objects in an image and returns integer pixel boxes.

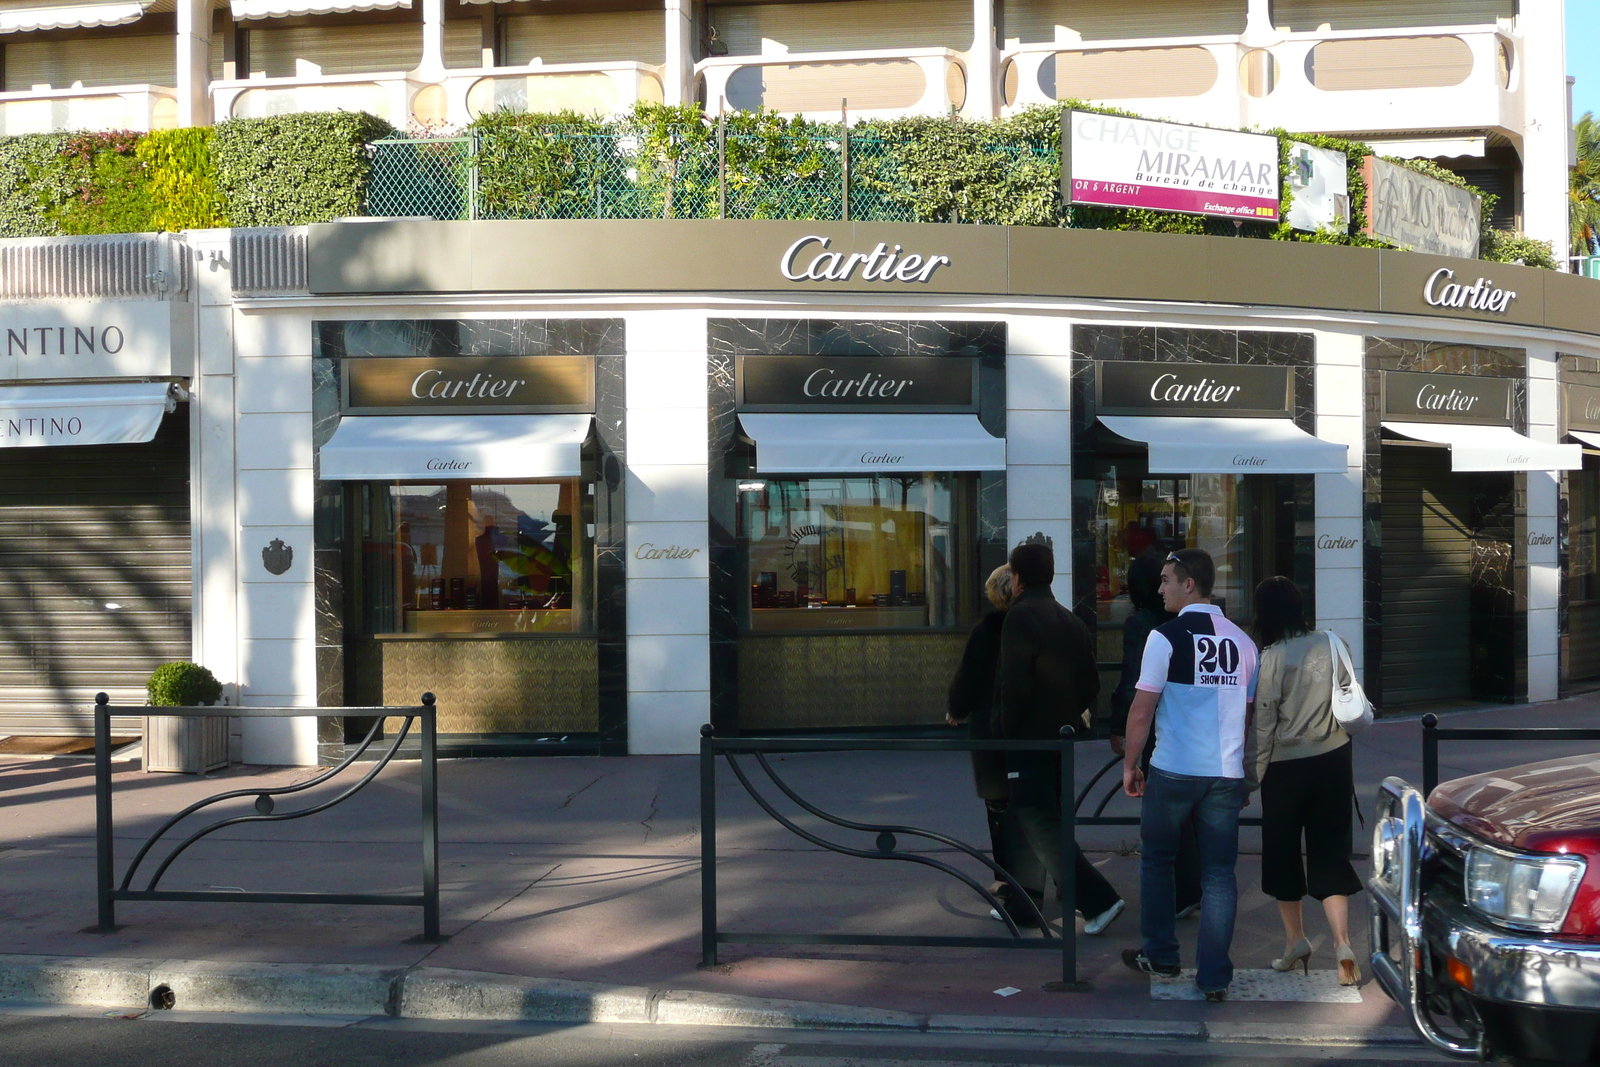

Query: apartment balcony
[210,60,664,127]
[698,48,967,121]
[1000,25,1521,148]
[0,83,178,135]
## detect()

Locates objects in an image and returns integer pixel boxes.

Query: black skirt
[1259,741,1363,902]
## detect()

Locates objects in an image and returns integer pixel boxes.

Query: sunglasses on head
[1165,552,1182,564]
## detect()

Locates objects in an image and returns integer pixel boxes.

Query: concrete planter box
[143,712,229,774]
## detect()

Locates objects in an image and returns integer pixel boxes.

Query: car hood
[1428,751,1600,854]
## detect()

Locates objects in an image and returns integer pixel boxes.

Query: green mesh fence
[365,129,1039,224]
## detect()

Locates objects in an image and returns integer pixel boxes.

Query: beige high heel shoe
[1336,943,1361,986]
[1271,936,1313,974]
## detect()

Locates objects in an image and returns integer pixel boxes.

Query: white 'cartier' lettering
[780,235,951,285]
[410,368,528,401]
[1586,396,1600,423]
[1148,372,1244,405]
[1415,382,1480,413]
[802,367,914,399]
[1423,267,1516,314]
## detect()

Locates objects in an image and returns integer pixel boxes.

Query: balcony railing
[1000,26,1519,139]
[0,84,178,135]
[698,47,966,121]
[210,60,665,128]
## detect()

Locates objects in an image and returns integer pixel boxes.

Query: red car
[1372,754,1600,1065]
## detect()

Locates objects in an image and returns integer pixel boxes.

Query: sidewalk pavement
[2,695,1599,1041]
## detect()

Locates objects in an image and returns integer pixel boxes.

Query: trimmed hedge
[213,111,393,226]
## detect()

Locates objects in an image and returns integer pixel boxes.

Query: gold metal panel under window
[500,9,664,66]
[738,632,966,730]
[4,32,175,89]
[249,19,422,77]
[1270,0,1512,33]
[1003,0,1245,45]
[1048,46,1217,100]
[708,0,971,56]
[1307,35,1473,91]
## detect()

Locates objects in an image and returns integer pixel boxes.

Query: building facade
[0,0,1572,265]
[1,218,1596,761]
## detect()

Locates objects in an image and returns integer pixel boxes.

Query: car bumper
[1422,888,1600,1009]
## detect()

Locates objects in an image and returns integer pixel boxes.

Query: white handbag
[1325,630,1374,736]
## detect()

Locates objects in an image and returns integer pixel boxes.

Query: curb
[0,954,1419,1046]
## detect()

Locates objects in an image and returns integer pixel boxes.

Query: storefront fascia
[204,219,1600,762]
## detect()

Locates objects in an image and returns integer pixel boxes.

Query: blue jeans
[1140,767,1246,993]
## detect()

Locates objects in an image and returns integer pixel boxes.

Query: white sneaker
[1084,898,1125,936]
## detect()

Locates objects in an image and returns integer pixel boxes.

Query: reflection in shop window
[355,480,589,635]
[740,474,968,631]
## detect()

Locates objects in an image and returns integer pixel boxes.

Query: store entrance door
[1380,445,1515,708]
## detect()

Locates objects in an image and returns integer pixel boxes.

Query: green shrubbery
[146,661,224,707]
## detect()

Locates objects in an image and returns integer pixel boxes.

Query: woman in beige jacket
[1252,577,1363,986]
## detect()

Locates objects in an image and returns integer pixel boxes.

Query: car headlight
[1465,845,1587,932]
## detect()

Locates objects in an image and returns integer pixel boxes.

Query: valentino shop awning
[1381,422,1581,472]
[738,413,1006,474]
[0,381,180,447]
[318,414,592,480]
[1092,361,1346,474]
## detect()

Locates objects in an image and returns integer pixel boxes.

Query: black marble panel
[1293,365,1316,432]
[1073,325,1155,362]
[1365,337,1525,378]
[311,358,340,455]
[810,319,912,356]
[910,320,1007,359]
[708,318,808,356]
[1156,328,1235,365]
[316,318,625,359]
[709,318,1005,358]
[1239,330,1315,367]
[1511,381,1528,436]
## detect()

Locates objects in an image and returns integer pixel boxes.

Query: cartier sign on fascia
[1384,370,1511,426]
[781,235,952,284]
[1096,361,1293,418]
[1423,268,1516,314]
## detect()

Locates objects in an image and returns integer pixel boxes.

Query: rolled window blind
[501,9,664,66]
[248,18,421,76]
[1049,46,1217,100]
[1271,0,1512,32]
[444,17,483,69]
[4,32,175,89]
[1004,0,1245,45]
[1307,35,1473,91]
[708,0,971,56]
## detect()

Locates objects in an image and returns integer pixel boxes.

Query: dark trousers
[1260,742,1363,902]
[1141,734,1202,912]
[1006,752,1121,919]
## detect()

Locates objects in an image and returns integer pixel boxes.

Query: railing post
[717,110,727,220]
[1047,726,1092,991]
[700,723,718,968]
[840,98,850,222]
[421,692,440,941]
[467,131,480,222]
[94,692,115,933]
[1422,713,1439,799]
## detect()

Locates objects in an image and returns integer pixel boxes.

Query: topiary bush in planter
[144,662,227,773]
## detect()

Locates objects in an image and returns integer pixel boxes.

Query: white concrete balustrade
[0,83,178,135]
[697,48,967,122]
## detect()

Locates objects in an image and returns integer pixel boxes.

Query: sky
[1571,0,1600,121]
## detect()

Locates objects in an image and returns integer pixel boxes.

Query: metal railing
[700,724,1093,992]
[94,692,442,941]
[1074,752,1264,828]
[1421,712,1600,797]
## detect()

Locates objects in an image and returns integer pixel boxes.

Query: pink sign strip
[1071,180,1279,221]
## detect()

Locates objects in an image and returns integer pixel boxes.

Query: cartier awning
[1096,415,1347,474]
[318,414,591,480]
[0,381,177,447]
[1383,422,1581,472]
[738,413,1005,473]
[1572,430,1600,453]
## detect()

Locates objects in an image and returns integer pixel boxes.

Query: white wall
[1003,314,1073,595]
[1313,331,1367,680]
[1527,345,1560,701]
[624,310,711,754]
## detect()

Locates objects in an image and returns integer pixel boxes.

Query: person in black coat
[997,541,1125,934]
[947,564,1042,914]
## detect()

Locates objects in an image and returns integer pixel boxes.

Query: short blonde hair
[985,565,1016,611]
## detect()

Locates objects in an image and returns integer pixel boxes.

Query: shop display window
[1568,470,1600,682]
[1090,459,1292,664]
[739,474,969,631]
[353,479,590,635]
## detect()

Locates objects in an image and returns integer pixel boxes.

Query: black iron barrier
[95,692,441,941]
[1074,753,1264,828]
[700,724,1094,992]
[1421,712,1600,797]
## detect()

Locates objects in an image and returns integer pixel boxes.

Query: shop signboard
[343,355,594,414]
[1565,382,1600,433]
[1061,111,1280,222]
[738,355,978,412]
[1361,157,1481,259]
[1095,361,1292,418]
[1383,370,1511,426]
[1287,142,1350,235]
[0,300,178,380]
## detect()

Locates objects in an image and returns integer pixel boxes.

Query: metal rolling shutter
[248,19,422,77]
[1380,445,1472,707]
[501,9,664,66]
[0,411,191,736]
[1270,0,1512,32]
[3,33,176,90]
[1003,0,1244,45]
[708,0,971,56]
